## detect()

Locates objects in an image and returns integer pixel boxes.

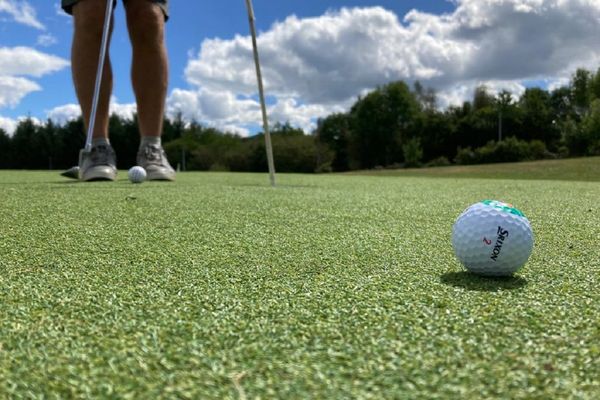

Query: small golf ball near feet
[452,200,534,276]
[128,166,147,183]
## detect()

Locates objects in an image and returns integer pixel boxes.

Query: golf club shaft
[84,0,114,152]
[245,0,276,187]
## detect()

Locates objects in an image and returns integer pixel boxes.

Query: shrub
[402,137,423,168]
[426,156,451,167]
[455,147,478,165]
[315,162,333,174]
[556,146,570,159]
[209,163,229,172]
[529,140,550,159]
[589,141,600,156]
[455,138,549,165]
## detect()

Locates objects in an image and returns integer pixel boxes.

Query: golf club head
[60,165,80,180]
[60,148,88,180]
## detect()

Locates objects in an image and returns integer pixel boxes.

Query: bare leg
[125,0,168,138]
[71,0,113,140]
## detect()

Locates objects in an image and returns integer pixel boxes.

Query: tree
[571,68,592,115]
[270,122,304,137]
[349,81,421,169]
[495,90,514,141]
[0,128,11,168]
[579,99,600,155]
[109,115,140,168]
[473,85,495,111]
[162,112,186,143]
[37,119,59,169]
[590,67,600,102]
[456,106,497,150]
[550,86,574,122]
[418,109,456,162]
[11,118,40,168]
[519,88,559,146]
[402,137,423,168]
[413,81,437,111]
[56,118,86,168]
[315,113,351,171]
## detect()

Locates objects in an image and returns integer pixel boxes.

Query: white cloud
[8,1,600,135]
[0,46,69,110]
[0,76,40,108]
[0,114,41,136]
[0,0,44,29]
[437,80,527,109]
[45,103,80,125]
[166,87,336,135]
[166,88,260,135]
[0,47,69,77]
[109,97,137,120]
[54,2,69,17]
[37,34,58,47]
[0,115,18,135]
[45,97,138,125]
[176,1,600,133]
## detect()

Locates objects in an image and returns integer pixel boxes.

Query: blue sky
[1,0,600,135]
[1,1,453,124]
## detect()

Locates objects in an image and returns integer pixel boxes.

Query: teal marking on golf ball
[481,199,526,217]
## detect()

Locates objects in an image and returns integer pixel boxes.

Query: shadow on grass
[440,271,528,292]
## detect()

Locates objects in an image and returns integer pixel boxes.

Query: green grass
[0,161,598,398]
[348,156,600,182]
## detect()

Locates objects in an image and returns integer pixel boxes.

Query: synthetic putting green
[0,167,598,398]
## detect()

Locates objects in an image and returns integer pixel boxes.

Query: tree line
[2,67,600,172]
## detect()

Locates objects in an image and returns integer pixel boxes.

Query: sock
[140,136,161,148]
[92,137,110,147]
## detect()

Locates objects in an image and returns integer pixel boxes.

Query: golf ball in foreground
[452,200,534,276]
[128,166,146,184]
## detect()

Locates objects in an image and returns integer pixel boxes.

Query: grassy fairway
[0,161,598,398]
[348,156,600,182]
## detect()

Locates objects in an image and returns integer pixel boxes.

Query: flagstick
[245,0,276,187]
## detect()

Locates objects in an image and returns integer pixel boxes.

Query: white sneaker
[137,144,175,181]
[78,144,117,181]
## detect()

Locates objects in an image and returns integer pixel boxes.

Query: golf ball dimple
[128,166,146,184]
[452,200,534,276]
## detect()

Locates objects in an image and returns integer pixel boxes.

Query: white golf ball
[452,200,534,276]
[128,166,147,184]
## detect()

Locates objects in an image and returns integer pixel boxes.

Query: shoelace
[90,145,113,164]
[142,145,163,164]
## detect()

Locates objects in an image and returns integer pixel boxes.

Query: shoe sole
[146,173,175,181]
[145,168,175,181]
[81,169,117,181]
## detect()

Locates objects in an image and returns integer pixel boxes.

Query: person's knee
[72,0,110,38]
[126,1,165,46]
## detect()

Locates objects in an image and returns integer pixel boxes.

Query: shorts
[61,0,169,21]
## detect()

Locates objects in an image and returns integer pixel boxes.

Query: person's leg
[71,0,114,140]
[125,0,168,138]
[71,0,117,181]
[125,0,175,180]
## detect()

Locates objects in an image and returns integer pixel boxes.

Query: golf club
[245,0,276,187]
[60,165,80,179]
[61,1,113,179]
[83,0,114,154]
